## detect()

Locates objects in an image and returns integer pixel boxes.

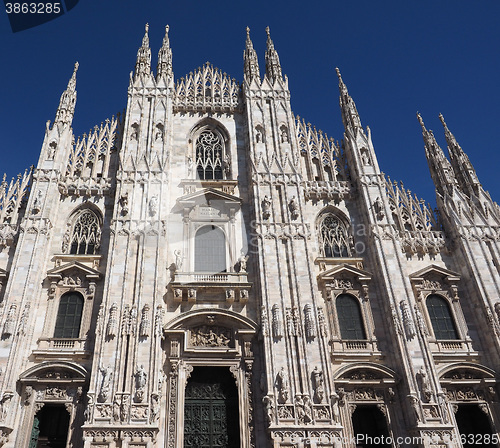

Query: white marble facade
[0,24,499,448]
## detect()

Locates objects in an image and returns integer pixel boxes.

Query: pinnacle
[416,112,426,130]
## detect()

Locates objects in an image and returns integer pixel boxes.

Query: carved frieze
[189,325,232,347]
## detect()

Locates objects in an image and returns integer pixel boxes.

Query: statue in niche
[255,127,263,143]
[289,196,299,219]
[312,367,325,403]
[277,367,290,403]
[262,196,271,219]
[280,127,289,143]
[360,148,370,165]
[135,365,147,402]
[417,367,433,402]
[148,195,158,217]
[119,193,129,216]
[98,364,113,402]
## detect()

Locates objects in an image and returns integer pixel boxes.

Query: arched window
[196,130,224,180]
[336,294,366,340]
[54,292,84,338]
[426,294,459,340]
[319,214,351,257]
[195,226,226,273]
[69,210,100,255]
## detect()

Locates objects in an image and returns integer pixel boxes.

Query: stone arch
[333,362,398,382]
[316,207,353,258]
[163,309,257,448]
[63,203,103,255]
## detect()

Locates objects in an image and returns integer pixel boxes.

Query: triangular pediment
[47,261,101,280]
[409,264,460,282]
[318,264,372,282]
[177,188,242,207]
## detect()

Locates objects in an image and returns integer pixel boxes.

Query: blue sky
[1,1,499,206]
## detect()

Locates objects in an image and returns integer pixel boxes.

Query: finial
[145,23,149,33]
[246,26,250,36]
[266,26,270,37]
[335,67,342,81]
[74,62,79,73]
[416,112,425,130]
[166,24,169,33]
[438,113,448,130]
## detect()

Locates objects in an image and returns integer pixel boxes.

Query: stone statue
[135,365,147,402]
[99,364,113,402]
[277,367,289,403]
[174,249,183,271]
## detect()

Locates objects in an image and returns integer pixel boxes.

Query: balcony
[170,271,251,303]
[33,337,90,360]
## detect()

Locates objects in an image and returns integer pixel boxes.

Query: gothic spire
[264,26,283,83]
[54,62,78,125]
[134,23,152,79]
[336,68,362,131]
[243,27,260,83]
[417,113,456,195]
[157,25,173,81]
[439,113,481,195]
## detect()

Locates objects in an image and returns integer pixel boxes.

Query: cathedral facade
[0,24,499,448]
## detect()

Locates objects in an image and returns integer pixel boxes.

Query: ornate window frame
[63,207,102,256]
[170,189,251,303]
[317,211,353,259]
[34,260,101,358]
[318,264,379,358]
[410,265,473,356]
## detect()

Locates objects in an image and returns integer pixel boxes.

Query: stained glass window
[196,130,224,180]
[320,214,351,257]
[69,210,100,255]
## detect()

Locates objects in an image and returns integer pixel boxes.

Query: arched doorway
[29,405,70,448]
[351,405,391,448]
[455,404,497,448]
[184,366,240,448]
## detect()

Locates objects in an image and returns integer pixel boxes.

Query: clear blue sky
[1,1,499,206]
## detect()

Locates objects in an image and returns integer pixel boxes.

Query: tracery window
[196,130,224,180]
[319,214,351,257]
[336,294,366,340]
[426,294,459,340]
[195,226,226,273]
[69,210,100,255]
[53,292,84,339]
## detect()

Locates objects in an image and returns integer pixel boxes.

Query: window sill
[429,339,478,361]
[329,339,382,360]
[170,271,251,303]
[33,337,91,360]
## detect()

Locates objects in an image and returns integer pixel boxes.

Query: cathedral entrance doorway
[455,404,497,447]
[29,404,70,448]
[184,366,240,448]
[351,405,391,448]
